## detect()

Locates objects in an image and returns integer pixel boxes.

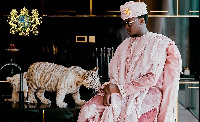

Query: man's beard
[130,34,137,37]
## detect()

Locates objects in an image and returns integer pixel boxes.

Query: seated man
[78,1,182,122]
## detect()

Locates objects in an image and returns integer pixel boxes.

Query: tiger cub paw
[57,102,68,108]
[29,98,37,104]
[76,100,86,105]
[42,99,51,104]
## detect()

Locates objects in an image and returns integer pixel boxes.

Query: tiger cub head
[82,67,101,91]
[6,72,28,98]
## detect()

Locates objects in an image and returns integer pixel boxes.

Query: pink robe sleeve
[157,44,180,122]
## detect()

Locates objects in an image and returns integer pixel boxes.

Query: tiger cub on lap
[27,62,101,108]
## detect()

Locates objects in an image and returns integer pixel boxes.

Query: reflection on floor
[0,83,199,122]
[178,102,199,122]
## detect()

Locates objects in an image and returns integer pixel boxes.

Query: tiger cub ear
[23,72,27,79]
[6,77,14,85]
[6,77,11,82]
[92,67,98,72]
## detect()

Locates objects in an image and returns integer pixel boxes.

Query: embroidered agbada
[78,32,182,122]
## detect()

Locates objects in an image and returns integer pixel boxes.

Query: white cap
[120,1,148,20]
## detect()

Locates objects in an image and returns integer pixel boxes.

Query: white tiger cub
[6,72,28,102]
[27,62,101,108]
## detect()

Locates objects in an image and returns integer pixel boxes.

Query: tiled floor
[178,102,199,122]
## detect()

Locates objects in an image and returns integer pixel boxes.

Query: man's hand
[104,83,120,94]
[103,93,111,106]
[103,83,120,106]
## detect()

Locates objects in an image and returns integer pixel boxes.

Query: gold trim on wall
[76,36,87,43]
[107,11,120,13]
[43,110,45,122]
[150,11,168,13]
[0,81,9,82]
[189,11,199,13]
[3,0,198,18]
[187,87,199,89]
[90,0,93,15]
[179,82,199,84]
[43,15,198,18]
[149,15,199,17]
